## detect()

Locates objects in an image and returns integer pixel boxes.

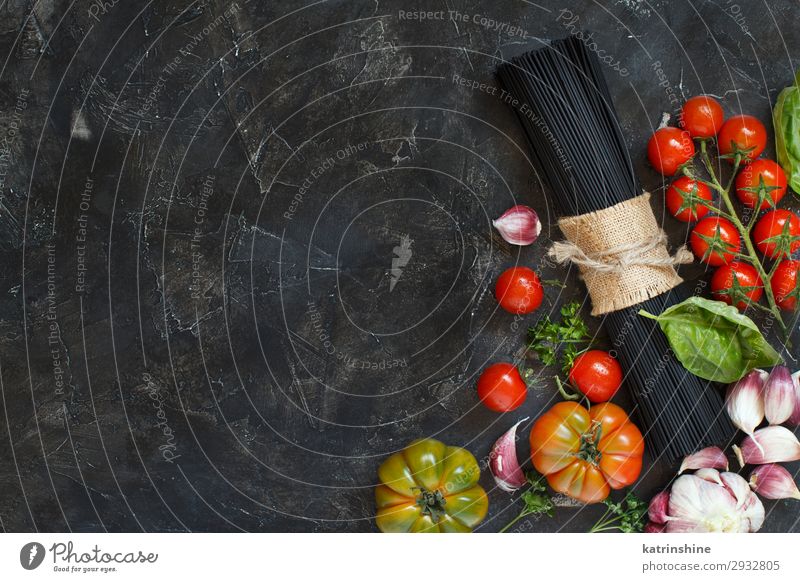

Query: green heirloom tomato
[375,438,489,533]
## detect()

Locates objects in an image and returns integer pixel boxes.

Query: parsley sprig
[527,301,593,373]
[589,491,648,533]
[498,473,554,533]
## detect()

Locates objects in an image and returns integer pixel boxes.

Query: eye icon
[20,542,45,570]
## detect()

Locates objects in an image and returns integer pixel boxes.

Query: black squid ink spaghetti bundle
[497,36,734,459]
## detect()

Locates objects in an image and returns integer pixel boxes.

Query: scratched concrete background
[0,0,798,532]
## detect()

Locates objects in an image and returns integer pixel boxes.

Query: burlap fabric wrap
[549,193,692,316]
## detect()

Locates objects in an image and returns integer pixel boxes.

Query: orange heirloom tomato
[375,439,489,533]
[529,401,644,504]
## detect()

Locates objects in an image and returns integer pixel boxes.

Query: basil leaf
[640,297,782,383]
[774,71,800,195]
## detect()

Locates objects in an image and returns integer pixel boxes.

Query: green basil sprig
[639,297,782,383]
[774,70,800,195]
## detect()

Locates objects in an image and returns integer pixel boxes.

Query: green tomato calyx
[415,488,447,524]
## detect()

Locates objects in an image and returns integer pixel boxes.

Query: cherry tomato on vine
[647,127,695,176]
[734,159,787,210]
[690,216,741,266]
[710,261,763,311]
[717,115,767,161]
[771,260,800,311]
[477,363,527,412]
[681,96,724,138]
[567,350,623,404]
[665,176,713,222]
[752,209,800,259]
[494,266,543,314]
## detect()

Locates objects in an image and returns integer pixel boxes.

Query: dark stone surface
[0,0,798,532]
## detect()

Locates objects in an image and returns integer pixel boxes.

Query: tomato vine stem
[692,140,789,340]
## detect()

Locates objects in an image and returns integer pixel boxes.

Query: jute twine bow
[549,193,693,316]
[548,232,694,274]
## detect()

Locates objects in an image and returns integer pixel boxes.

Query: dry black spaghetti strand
[497,36,734,459]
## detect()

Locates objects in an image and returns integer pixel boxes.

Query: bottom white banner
[0,533,798,581]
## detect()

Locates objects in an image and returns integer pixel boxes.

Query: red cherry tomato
[734,159,787,210]
[752,209,800,259]
[568,350,623,404]
[710,261,763,311]
[717,115,767,161]
[477,363,527,412]
[494,267,543,314]
[690,217,741,266]
[665,176,713,222]
[647,127,695,176]
[771,260,800,311]
[681,96,724,138]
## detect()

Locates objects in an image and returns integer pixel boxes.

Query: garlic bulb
[646,469,764,533]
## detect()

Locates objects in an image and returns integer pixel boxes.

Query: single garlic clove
[492,205,541,246]
[648,490,670,524]
[694,468,724,485]
[678,446,729,474]
[734,425,800,466]
[749,464,800,500]
[764,366,795,425]
[788,371,800,428]
[489,418,529,492]
[725,369,767,436]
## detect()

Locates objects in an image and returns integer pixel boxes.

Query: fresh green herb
[528,301,593,373]
[773,70,800,195]
[640,296,782,383]
[498,474,554,533]
[589,491,648,533]
[541,278,567,289]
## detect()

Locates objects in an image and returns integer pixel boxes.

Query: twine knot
[548,232,694,274]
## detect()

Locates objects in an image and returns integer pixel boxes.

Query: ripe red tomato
[494,266,543,314]
[734,159,787,210]
[717,115,767,161]
[477,363,527,412]
[752,209,800,259]
[647,127,695,176]
[568,350,623,403]
[689,217,741,266]
[665,176,713,222]
[710,261,763,311]
[530,402,643,504]
[771,260,800,311]
[681,96,724,138]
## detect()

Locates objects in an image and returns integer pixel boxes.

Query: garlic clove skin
[492,205,541,246]
[734,426,800,466]
[644,521,666,533]
[489,418,529,492]
[678,446,728,474]
[749,464,800,500]
[788,371,800,428]
[764,366,795,426]
[725,369,767,437]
